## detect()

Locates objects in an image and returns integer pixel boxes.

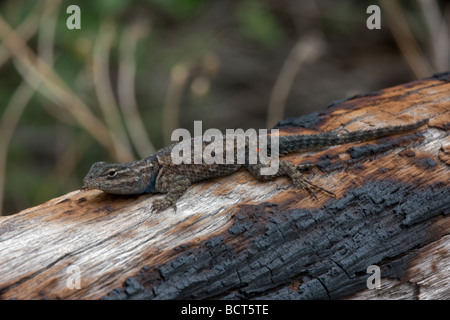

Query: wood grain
[0,72,449,300]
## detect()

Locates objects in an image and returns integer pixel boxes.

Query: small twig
[0,1,45,68]
[417,0,450,71]
[118,21,156,157]
[380,0,433,78]
[163,63,190,146]
[93,21,134,162]
[0,0,60,216]
[266,32,325,128]
[0,14,128,161]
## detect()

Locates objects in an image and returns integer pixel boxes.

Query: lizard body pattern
[83,119,428,212]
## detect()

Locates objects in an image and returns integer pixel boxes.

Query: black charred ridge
[428,71,450,82]
[273,111,326,130]
[325,91,382,111]
[102,178,449,300]
[347,132,424,160]
[274,71,449,133]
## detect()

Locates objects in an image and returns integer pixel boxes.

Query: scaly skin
[83,119,428,212]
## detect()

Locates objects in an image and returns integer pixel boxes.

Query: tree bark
[0,72,449,300]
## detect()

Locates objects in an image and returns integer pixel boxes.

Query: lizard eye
[107,169,117,178]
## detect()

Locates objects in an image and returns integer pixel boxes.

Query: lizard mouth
[82,178,94,191]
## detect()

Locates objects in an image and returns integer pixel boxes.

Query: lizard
[82,118,429,212]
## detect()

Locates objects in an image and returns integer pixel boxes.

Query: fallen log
[0,72,449,300]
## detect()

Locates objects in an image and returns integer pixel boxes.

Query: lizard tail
[277,118,429,154]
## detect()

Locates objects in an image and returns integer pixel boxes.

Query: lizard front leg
[245,160,335,199]
[152,174,191,212]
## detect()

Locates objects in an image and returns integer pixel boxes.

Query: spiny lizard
[82,119,428,212]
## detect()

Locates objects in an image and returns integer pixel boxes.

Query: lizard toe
[151,198,175,213]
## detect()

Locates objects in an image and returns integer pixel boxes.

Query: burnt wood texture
[0,72,449,299]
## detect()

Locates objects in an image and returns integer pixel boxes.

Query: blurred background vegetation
[0,0,448,215]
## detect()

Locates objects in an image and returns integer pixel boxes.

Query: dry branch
[0,73,449,300]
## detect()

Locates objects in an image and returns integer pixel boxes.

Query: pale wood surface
[0,73,449,299]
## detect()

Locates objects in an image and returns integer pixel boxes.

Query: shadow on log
[0,72,449,300]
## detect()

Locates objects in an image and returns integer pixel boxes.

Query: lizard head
[82,160,157,195]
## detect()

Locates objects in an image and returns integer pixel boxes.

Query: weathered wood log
[0,72,449,300]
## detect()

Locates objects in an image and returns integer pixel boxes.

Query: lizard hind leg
[245,161,335,200]
[151,175,191,213]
